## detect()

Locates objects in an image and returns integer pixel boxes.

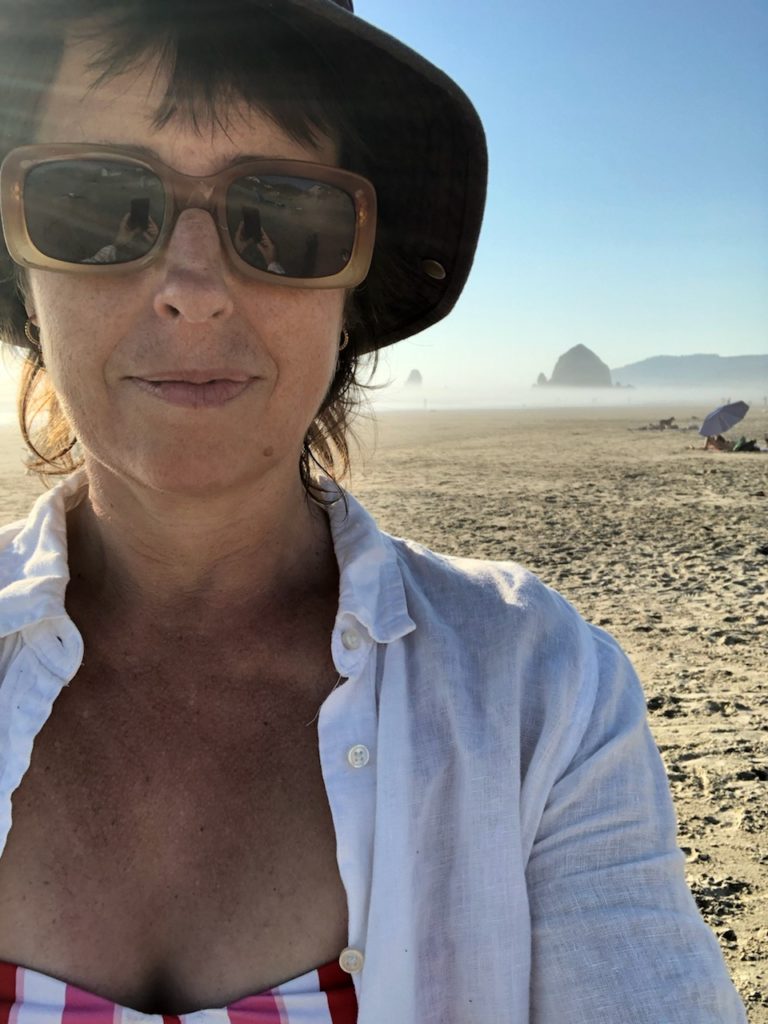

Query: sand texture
[1,405,767,1016]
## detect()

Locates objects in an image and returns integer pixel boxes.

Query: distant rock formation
[536,372,548,387]
[611,354,768,388]
[405,369,423,387]
[540,344,612,387]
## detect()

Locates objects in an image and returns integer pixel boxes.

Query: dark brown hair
[0,0,381,496]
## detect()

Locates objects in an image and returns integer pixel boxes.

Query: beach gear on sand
[699,400,749,438]
[732,436,760,452]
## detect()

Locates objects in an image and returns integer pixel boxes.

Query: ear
[22,286,37,323]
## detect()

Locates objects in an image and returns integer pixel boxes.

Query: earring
[339,327,350,352]
[24,319,41,348]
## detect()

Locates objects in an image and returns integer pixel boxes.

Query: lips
[130,376,255,408]
[139,369,252,384]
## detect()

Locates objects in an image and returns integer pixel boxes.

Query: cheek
[260,291,344,396]
[269,337,338,438]
[28,275,115,414]
[31,273,107,349]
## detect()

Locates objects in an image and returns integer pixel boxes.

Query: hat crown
[331,0,354,10]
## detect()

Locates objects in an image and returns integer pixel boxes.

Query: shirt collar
[0,469,88,641]
[0,469,415,650]
[322,481,415,645]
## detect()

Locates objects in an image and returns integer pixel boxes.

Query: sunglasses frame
[0,143,377,288]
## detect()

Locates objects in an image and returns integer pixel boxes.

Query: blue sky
[1,0,766,414]
[361,0,768,392]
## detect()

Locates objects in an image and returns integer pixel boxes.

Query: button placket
[321,627,378,974]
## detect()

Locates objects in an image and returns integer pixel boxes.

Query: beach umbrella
[698,400,749,437]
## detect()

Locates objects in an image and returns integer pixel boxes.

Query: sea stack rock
[549,344,612,387]
[406,369,423,387]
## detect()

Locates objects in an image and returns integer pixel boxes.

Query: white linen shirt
[0,470,747,1024]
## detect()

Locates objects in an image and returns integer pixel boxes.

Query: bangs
[3,0,364,161]
[74,4,357,154]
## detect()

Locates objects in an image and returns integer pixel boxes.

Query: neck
[65,458,339,637]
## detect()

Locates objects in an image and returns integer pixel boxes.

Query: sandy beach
[1,403,767,1017]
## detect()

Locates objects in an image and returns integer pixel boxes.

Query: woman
[0,1,748,1022]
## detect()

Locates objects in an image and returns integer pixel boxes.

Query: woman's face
[25,34,346,498]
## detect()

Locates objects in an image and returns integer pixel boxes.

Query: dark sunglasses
[0,144,377,287]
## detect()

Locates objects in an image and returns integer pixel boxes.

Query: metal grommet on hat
[422,259,447,281]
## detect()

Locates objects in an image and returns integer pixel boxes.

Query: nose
[152,209,235,322]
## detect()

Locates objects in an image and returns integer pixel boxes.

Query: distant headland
[610,354,768,388]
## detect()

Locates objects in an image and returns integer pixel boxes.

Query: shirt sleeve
[525,626,747,1023]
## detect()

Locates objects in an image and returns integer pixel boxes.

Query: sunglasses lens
[23,159,165,264]
[226,174,357,278]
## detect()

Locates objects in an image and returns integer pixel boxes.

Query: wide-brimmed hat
[267,0,487,352]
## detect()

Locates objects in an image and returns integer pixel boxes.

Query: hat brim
[262,0,488,352]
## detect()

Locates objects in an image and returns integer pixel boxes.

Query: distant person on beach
[0,2,747,1022]
[705,434,735,451]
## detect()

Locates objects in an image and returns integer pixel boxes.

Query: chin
[143,466,251,499]
[151,453,277,497]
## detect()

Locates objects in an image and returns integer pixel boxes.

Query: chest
[0,650,349,1014]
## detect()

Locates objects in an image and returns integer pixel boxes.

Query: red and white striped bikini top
[0,955,357,1023]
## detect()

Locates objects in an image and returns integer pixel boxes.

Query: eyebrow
[92,141,296,169]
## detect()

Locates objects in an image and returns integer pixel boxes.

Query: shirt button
[339,947,365,973]
[347,744,370,768]
[341,628,362,651]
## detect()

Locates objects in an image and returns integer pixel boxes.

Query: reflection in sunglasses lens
[226,175,356,278]
[24,160,165,264]
[22,160,358,278]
